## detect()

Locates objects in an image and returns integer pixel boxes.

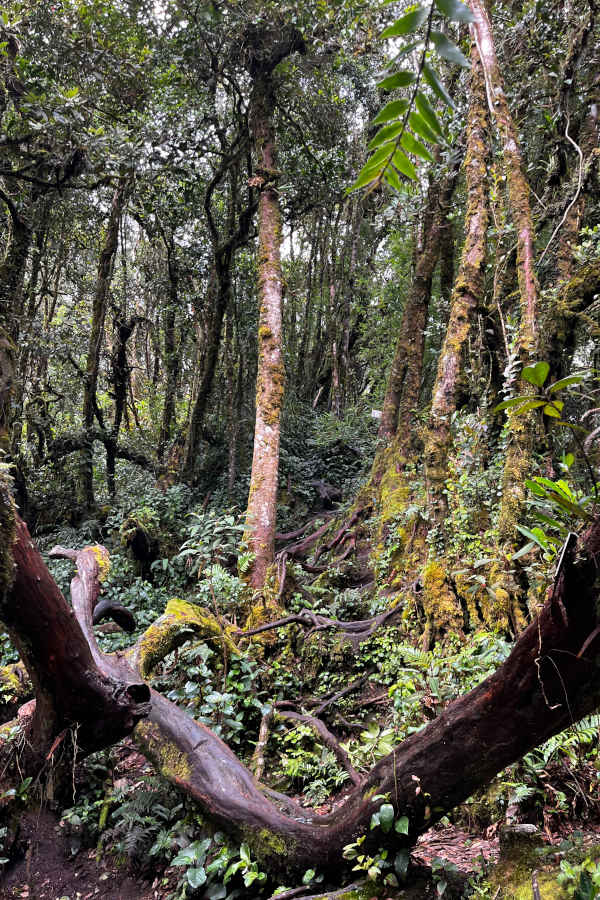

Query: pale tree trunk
[243,25,305,590]
[424,45,490,515]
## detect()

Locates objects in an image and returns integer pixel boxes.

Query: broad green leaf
[368,121,405,150]
[350,164,381,192]
[373,98,410,125]
[423,62,456,108]
[415,92,444,138]
[378,71,416,91]
[379,803,395,833]
[409,110,440,145]
[395,815,410,834]
[384,166,406,192]
[239,843,251,865]
[369,143,396,167]
[516,525,548,550]
[393,149,417,180]
[381,5,428,38]
[525,479,546,497]
[543,401,563,418]
[370,811,381,829]
[522,361,550,387]
[493,395,529,412]
[430,30,470,67]
[187,867,207,889]
[511,541,537,560]
[302,869,316,884]
[435,0,475,23]
[548,374,585,393]
[401,131,434,161]
[514,399,547,413]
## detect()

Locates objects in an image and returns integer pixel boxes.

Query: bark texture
[378,168,458,443]
[468,0,541,556]
[424,45,490,511]
[243,25,305,589]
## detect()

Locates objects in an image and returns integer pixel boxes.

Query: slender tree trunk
[378,167,459,443]
[243,25,304,588]
[106,312,138,498]
[424,45,490,514]
[158,243,179,459]
[80,177,130,510]
[244,72,286,588]
[0,204,32,452]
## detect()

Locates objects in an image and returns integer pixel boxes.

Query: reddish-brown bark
[243,26,305,589]
[378,168,459,443]
[1,517,149,758]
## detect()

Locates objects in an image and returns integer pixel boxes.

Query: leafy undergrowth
[1,488,600,900]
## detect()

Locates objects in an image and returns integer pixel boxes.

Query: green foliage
[274,723,349,805]
[558,856,600,899]
[350,0,472,193]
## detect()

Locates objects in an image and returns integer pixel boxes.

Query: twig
[310,677,368,717]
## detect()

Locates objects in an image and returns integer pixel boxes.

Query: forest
[0,0,600,897]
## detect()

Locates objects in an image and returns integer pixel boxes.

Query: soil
[0,808,159,900]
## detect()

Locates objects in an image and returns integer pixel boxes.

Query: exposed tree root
[236,606,402,648]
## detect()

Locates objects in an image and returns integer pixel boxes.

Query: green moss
[88,545,110,582]
[134,597,238,677]
[422,557,462,634]
[134,719,192,783]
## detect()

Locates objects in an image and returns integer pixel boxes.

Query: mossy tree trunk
[468,0,541,558]
[106,310,139,498]
[183,163,256,480]
[424,45,490,516]
[81,176,131,511]
[378,164,460,444]
[243,25,305,590]
[0,196,33,453]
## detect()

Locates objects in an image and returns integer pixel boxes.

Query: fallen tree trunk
[2,484,600,878]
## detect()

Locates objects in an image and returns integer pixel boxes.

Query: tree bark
[243,25,305,589]
[0,504,149,767]
[378,165,460,444]
[468,0,541,553]
[424,45,490,513]
[158,240,180,460]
